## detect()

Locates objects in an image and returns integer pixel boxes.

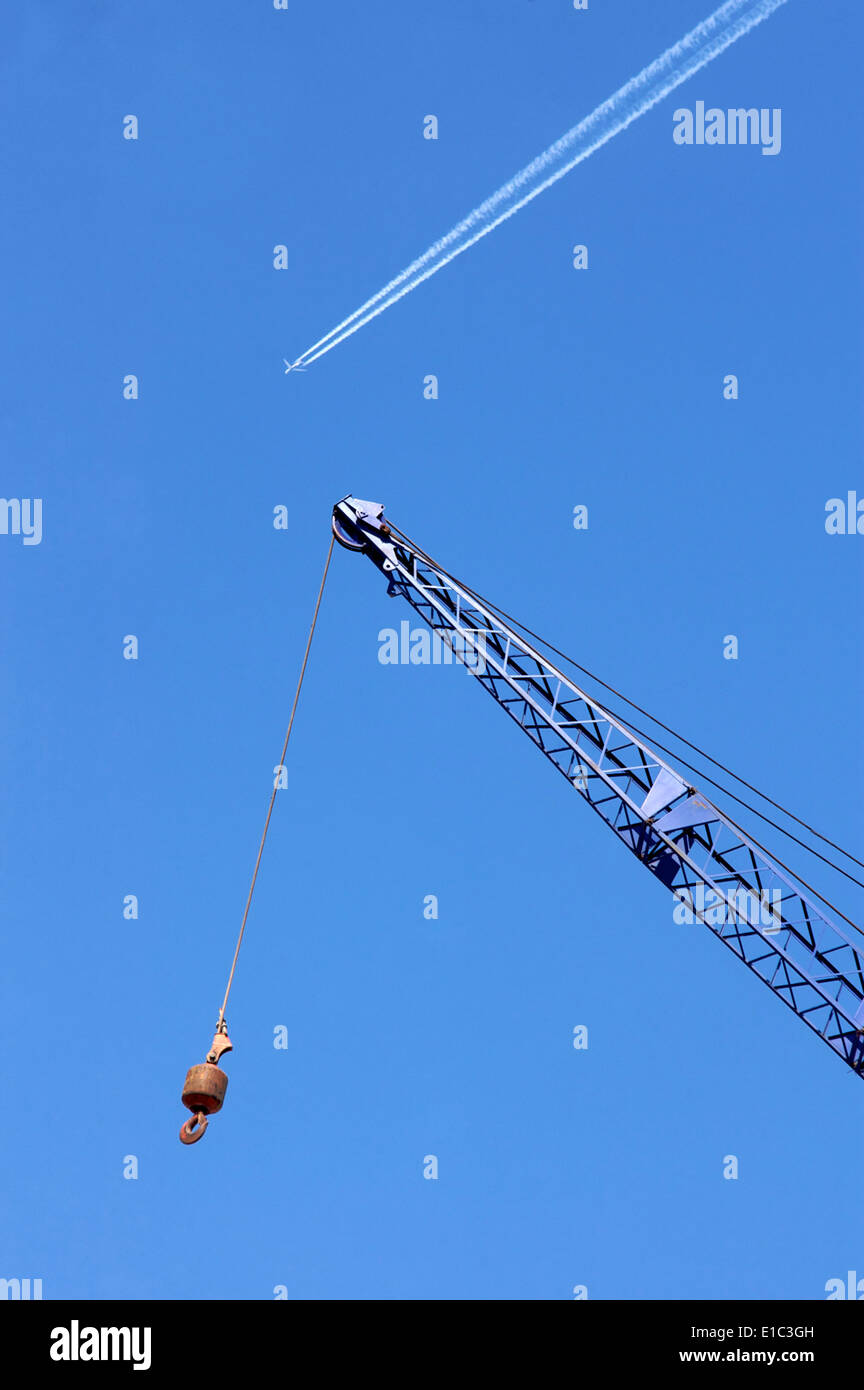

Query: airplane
[283,358,307,374]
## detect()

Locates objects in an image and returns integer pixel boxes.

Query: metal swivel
[179,1022,232,1145]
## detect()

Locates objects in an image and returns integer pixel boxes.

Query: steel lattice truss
[333,497,864,1077]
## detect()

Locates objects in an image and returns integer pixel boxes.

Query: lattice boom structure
[333,496,864,1078]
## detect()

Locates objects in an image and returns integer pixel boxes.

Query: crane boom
[333,496,864,1079]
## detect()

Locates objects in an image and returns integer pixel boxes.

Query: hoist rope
[387,521,864,921]
[215,533,335,1030]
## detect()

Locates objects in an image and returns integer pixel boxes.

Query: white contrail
[294,0,789,367]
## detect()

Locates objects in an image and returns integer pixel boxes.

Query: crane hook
[179,1111,208,1144]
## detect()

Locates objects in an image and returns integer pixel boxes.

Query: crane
[177,492,864,1142]
[331,494,864,1081]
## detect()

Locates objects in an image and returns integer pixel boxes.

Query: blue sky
[2,0,862,1300]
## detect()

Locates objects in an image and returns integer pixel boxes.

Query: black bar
[1,1298,855,1376]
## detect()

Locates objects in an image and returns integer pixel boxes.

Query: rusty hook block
[179,1024,232,1146]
